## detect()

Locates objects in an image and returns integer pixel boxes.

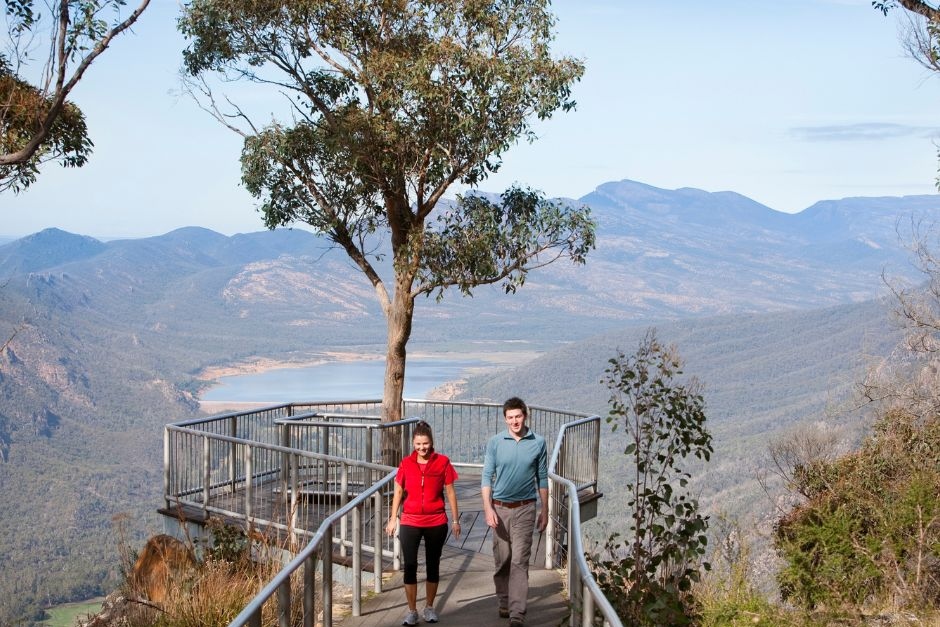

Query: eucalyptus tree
[592,330,712,625]
[1,0,151,193]
[178,0,596,426]
[873,1,940,74]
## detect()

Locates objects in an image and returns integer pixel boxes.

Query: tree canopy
[179,0,596,423]
[0,0,151,193]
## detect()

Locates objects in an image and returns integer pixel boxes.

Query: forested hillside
[455,298,899,584]
[0,181,937,623]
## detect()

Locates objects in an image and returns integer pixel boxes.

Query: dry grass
[155,558,271,626]
[109,517,352,627]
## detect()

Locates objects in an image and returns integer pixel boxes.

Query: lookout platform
[160,401,618,626]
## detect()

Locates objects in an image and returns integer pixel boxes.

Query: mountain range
[0,179,938,623]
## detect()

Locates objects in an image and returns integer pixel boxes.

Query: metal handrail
[167,424,396,471]
[229,471,397,627]
[548,416,622,627]
[171,403,293,428]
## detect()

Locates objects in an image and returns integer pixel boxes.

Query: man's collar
[503,427,533,440]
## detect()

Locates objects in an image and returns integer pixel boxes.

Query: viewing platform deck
[160,400,620,626]
[335,545,565,627]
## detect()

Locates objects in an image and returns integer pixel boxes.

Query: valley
[0,179,936,624]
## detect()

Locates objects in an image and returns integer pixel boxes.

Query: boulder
[130,534,196,605]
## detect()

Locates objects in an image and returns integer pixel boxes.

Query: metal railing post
[592,420,600,485]
[202,435,210,517]
[229,415,238,493]
[163,428,171,508]
[400,423,408,463]
[567,503,576,615]
[546,476,556,569]
[245,445,253,524]
[322,526,333,627]
[290,453,299,545]
[374,489,384,592]
[582,583,595,627]
[280,420,290,483]
[303,554,316,627]
[277,579,291,627]
[352,504,361,616]
[340,464,349,558]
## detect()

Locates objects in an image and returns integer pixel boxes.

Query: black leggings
[399,523,448,585]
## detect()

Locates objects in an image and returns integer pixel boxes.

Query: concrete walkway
[334,546,569,627]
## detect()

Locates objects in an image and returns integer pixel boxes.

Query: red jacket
[396,450,458,527]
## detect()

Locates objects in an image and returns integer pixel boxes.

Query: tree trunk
[380,284,414,464]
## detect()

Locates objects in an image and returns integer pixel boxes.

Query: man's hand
[537,487,549,532]
[537,509,548,532]
[485,507,499,529]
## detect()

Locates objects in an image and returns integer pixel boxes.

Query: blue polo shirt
[481,428,548,502]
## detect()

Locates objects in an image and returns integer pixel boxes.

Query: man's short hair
[502,396,528,417]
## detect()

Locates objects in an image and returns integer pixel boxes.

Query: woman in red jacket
[385,421,461,625]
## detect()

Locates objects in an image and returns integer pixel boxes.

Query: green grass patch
[41,598,104,627]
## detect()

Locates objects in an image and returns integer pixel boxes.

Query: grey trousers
[492,501,537,621]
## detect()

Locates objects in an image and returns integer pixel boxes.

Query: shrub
[773,410,940,613]
[588,329,713,625]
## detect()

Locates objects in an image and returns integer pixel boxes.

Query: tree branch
[0,0,151,167]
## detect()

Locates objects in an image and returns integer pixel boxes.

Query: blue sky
[3,0,940,239]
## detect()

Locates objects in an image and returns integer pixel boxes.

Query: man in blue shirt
[481,397,548,627]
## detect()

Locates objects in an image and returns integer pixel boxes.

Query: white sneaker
[423,606,439,623]
[402,609,419,625]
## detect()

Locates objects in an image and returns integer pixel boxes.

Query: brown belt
[492,498,536,509]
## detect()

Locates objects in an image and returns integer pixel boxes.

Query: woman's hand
[451,520,461,539]
[385,517,397,537]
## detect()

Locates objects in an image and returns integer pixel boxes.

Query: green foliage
[588,329,713,626]
[181,0,584,191]
[420,187,595,299]
[204,518,250,564]
[0,56,93,193]
[872,1,896,15]
[774,410,940,612]
[178,0,589,262]
[1,0,148,193]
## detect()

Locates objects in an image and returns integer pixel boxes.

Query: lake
[201,357,486,402]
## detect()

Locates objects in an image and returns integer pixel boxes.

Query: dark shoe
[509,619,524,627]
[499,607,510,618]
